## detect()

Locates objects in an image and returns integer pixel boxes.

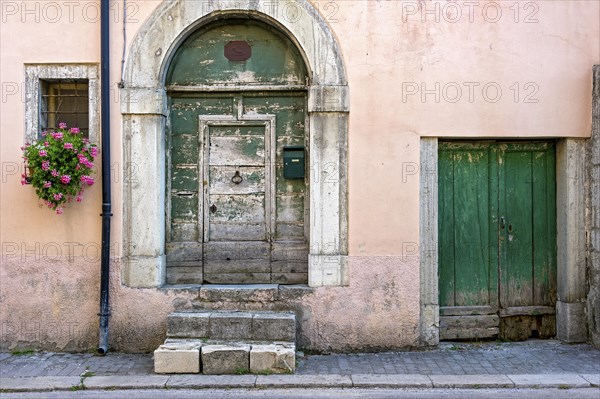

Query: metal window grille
[40,80,89,137]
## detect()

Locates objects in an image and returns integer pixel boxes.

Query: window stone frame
[24,64,100,144]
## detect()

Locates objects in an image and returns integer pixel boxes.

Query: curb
[0,373,598,392]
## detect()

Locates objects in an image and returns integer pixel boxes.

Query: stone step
[154,339,295,375]
[167,311,296,342]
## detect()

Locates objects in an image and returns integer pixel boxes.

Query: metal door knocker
[231,171,243,185]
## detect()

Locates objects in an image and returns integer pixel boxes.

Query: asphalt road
[2,388,599,399]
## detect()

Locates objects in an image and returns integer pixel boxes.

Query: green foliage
[21,124,97,214]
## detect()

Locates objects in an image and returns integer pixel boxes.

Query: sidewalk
[1,340,599,392]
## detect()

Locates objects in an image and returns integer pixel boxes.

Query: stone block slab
[255,374,352,388]
[166,374,257,388]
[0,376,81,391]
[167,312,210,338]
[351,374,432,388]
[429,374,514,388]
[154,341,202,374]
[201,344,250,375]
[508,373,591,388]
[209,312,253,340]
[250,344,296,374]
[84,375,169,389]
[252,313,296,341]
[197,285,278,302]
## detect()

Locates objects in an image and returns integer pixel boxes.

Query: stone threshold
[159,284,314,302]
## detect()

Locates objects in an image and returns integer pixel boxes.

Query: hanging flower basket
[21,123,98,214]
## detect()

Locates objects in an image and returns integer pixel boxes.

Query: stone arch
[121,0,349,288]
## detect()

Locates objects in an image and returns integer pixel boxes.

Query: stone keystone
[250,344,296,374]
[202,344,250,375]
[154,340,202,374]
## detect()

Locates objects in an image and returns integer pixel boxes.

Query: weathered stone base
[557,301,587,342]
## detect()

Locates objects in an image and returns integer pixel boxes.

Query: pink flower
[51,169,59,177]
[58,122,67,129]
[41,161,50,170]
[63,142,73,150]
[70,127,80,134]
[21,178,27,185]
[52,132,63,140]
[43,181,52,188]
[80,175,94,185]
[44,141,49,147]
[53,193,63,201]
[56,207,63,215]
[45,201,53,208]
[75,164,81,170]
[60,175,71,184]
[90,147,98,158]
[76,195,83,202]
[39,150,47,157]
[41,132,47,137]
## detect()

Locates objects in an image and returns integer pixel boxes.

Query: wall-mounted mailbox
[283,146,305,179]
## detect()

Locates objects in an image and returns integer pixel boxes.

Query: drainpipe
[97,0,112,355]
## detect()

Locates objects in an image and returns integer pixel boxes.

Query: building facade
[1,0,599,352]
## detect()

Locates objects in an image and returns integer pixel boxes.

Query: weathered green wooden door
[439,142,557,340]
[202,117,274,282]
[164,19,309,285]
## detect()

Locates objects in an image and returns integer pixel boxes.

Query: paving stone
[252,312,296,341]
[0,376,81,391]
[250,344,296,374]
[351,374,432,388]
[201,344,250,375]
[154,341,202,374]
[508,373,592,388]
[167,312,210,338]
[581,374,600,386]
[255,374,352,388]
[429,374,514,388]
[84,375,169,389]
[209,312,253,340]
[166,374,257,388]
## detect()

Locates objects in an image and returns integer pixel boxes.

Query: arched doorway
[121,1,348,289]
[164,19,309,284]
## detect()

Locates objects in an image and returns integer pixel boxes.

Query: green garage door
[439,142,557,341]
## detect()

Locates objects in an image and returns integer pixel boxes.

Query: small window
[39,80,89,137]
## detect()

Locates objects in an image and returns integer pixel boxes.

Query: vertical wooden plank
[438,146,456,307]
[452,147,491,306]
[546,145,558,305]
[498,144,508,308]
[532,143,557,306]
[532,146,549,305]
[504,148,534,307]
[488,146,500,309]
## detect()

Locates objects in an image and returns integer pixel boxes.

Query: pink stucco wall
[1,0,598,352]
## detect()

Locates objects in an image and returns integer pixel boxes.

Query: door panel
[201,118,274,283]
[439,141,556,341]
[439,144,497,309]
